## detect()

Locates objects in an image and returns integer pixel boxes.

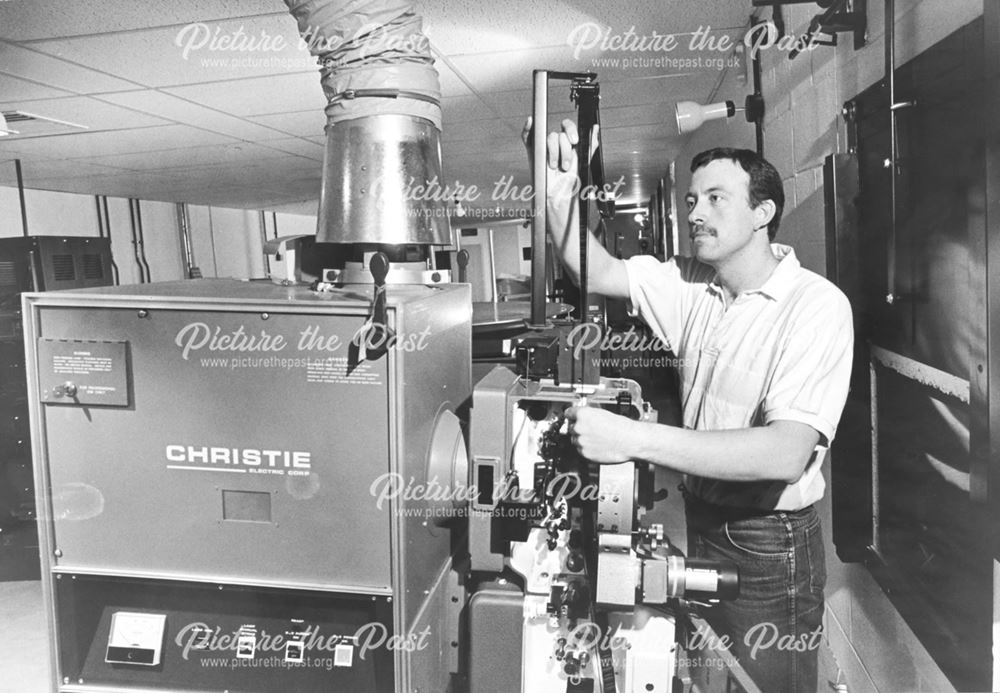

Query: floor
[0,579,48,693]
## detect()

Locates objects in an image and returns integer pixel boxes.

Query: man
[527,119,853,693]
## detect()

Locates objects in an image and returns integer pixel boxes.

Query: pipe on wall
[176,202,199,279]
[135,199,151,282]
[15,159,28,237]
[258,210,271,279]
[128,198,149,283]
[104,197,119,285]
[885,0,897,304]
[883,0,915,304]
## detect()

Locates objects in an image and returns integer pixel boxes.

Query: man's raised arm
[523,117,629,300]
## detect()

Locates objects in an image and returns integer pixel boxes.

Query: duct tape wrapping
[285,0,442,129]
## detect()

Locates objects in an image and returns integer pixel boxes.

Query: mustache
[689,225,716,237]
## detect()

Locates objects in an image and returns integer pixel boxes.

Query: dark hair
[690,148,784,240]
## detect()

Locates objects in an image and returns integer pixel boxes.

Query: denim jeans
[685,499,826,693]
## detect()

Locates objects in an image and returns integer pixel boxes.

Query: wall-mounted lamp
[675,100,736,134]
[675,94,765,145]
[675,15,769,156]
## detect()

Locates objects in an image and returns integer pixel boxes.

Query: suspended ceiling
[0,0,760,215]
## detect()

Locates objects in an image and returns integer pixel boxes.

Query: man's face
[685,159,761,265]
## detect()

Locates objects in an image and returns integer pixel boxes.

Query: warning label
[38,339,130,407]
[305,357,382,386]
[53,353,114,376]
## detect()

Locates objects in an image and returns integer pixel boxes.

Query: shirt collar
[755,243,800,301]
[708,243,800,302]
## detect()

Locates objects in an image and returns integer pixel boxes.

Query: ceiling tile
[82,141,295,171]
[441,95,500,122]
[162,72,326,117]
[96,90,292,140]
[0,40,139,93]
[0,158,131,184]
[16,171,187,198]
[434,60,474,99]
[247,110,327,139]
[0,95,172,132]
[0,73,76,105]
[268,199,317,215]
[0,1,282,41]
[22,15,311,88]
[2,124,238,159]
[441,117,521,144]
[258,137,324,160]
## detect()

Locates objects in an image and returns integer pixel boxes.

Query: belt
[679,483,811,524]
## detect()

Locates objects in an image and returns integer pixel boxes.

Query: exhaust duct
[285,0,451,246]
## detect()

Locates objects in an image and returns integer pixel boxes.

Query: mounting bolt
[137,309,149,318]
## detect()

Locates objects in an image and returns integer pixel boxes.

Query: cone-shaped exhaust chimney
[285,0,450,246]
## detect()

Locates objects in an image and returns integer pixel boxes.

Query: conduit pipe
[15,159,28,237]
[884,0,915,304]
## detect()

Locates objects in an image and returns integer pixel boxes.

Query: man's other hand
[565,405,634,464]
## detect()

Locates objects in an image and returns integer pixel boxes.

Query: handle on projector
[366,252,394,359]
[456,249,469,284]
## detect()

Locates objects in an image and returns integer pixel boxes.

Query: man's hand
[522,117,601,224]
[522,117,585,204]
[565,405,636,464]
[522,117,599,164]
[520,117,629,299]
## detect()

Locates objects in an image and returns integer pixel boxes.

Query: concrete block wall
[672,1,985,691]
[757,0,981,275]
